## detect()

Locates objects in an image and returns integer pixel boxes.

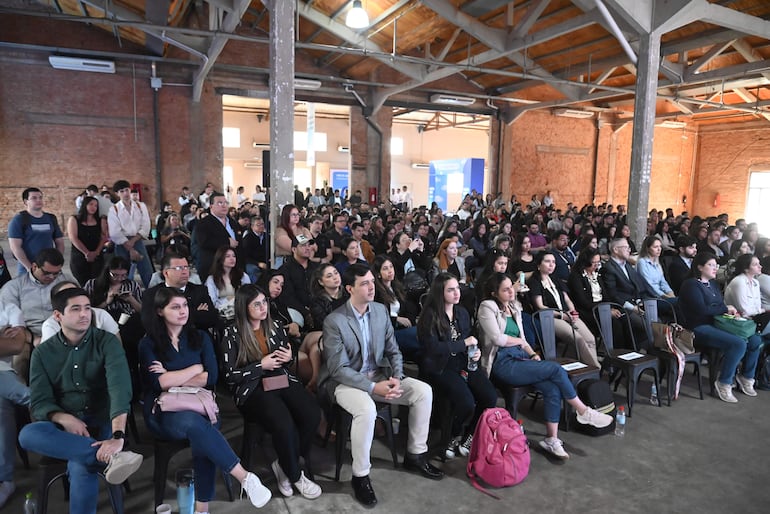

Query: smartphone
[519,273,526,286]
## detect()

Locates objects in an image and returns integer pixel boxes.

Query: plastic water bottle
[650,383,659,406]
[615,406,626,437]
[467,344,479,372]
[23,492,36,514]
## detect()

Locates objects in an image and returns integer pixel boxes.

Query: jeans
[693,324,763,384]
[146,410,239,502]
[0,371,30,481]
[394,326,421,362]
[115,239,153,288]
[491,347,577,423]
[239,380,320,482]
[245,263,263,285]
[18,418,110,514]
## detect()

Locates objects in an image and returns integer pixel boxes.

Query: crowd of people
[0,182,767,511]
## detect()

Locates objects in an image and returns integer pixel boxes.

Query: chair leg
[221,471,235,502]
[127,408,141,444]
[104,479,125,514]
[666,358,674,406]
[334,411,348,482]
[694,361,704,400]
[153,447,168,507]
[377,406,398,469]
[626,373,635,417]
[652,369,661,408]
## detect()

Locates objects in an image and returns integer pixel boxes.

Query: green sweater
[30,326,132,423]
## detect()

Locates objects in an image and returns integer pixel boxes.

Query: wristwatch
[112,430,125,440]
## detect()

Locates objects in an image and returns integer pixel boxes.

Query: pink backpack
[466,407,530,498]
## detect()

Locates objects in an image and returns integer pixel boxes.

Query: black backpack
[756,348,770,391]
[573,379,616,436]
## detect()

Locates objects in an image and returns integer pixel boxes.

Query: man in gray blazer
[320,263,443,507]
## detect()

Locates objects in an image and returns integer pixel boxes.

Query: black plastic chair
[153,438,234,507]
[36,456,126,514]
[323,402,398,481]
[642,299,703,404]
[592,302,660,417]
[533,309,601,430]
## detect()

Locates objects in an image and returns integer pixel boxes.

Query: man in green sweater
[19,287,142,514]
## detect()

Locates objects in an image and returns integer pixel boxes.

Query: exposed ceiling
[3,0,770,126]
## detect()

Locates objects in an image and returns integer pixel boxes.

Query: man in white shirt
[178,186,194,207]
[107,180,153,287]
[198,183,215,209]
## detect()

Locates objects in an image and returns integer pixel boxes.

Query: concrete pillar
[350,106,392,208]
[627,31,661,246]
[265,0,295,262]
[488,116,502,194]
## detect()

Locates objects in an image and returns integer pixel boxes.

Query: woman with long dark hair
[274,204,302,267]
[417,273,497,459]
[67,196,108,285]
[509,233,536,280]
[139,287,272,511]
[477,273,612,460]
[205,246,250,322]
[222,285,322,499]
[372,255,421,361]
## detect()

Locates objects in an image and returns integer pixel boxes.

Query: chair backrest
[532,309,558,360]
[593,303,617,353]
[642,298,658,344]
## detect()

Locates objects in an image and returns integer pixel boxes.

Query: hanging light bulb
[345,0,369,29]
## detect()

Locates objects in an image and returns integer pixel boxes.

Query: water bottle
[650,383,659,406]
[467,344,479,372]
[176,469,195,514]
[23,492,36,514]
[615,406,626,437]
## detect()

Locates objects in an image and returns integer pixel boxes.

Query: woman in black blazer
[416,273,496,460]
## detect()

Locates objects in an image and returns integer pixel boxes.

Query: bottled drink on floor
[24,492,36,514]
[615,406,626,437]
[650,383,658,405]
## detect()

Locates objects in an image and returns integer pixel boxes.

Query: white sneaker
[458,434,473,457]
[293,471,322,500]
[0,481,16,509]
[242,472,272,508]
[103,451,143,484]
[576,407,613,428]
[539,437,569,460]
[444,436,461,460]
[270,459,293,497]
[735,375,758,397]
[714,380,738,403]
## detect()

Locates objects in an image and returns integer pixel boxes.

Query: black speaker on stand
[261,150,271,268]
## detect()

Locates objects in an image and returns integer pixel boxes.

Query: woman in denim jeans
[678,253,762,403]
[139,287,271,512]
[477,273,612,460]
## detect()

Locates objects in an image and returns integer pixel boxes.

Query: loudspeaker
[262,150,270,188]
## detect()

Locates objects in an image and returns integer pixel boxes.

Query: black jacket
[193,214,240,280]
[417,306,471,375]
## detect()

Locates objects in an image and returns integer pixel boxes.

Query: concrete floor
[2,243,770,513]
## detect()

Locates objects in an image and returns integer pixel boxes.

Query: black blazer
[417,306,471,375]
[666,256,692,295]
[599,258,656,307]
[193,214,240,280]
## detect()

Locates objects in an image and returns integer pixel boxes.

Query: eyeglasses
[249,299,268,308]
[214,200,228,206]
[168,265,190,271]
[109,271,128,279]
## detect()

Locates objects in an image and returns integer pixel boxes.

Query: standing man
[8,187,65,274]
[19,287,143,514]
[192,192,240,281]
[107,180,153,288]
[319,264,442,507]
[198,183,215,210]
[178,186,194,207]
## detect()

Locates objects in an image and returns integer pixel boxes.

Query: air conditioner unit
[429,94,475,106]
[411,163,430,169]
[337,145,350,153]
[553,108,594,119]
[252,142,270,150]
[657,120,687,129]
[244,162,262,169]
[294,78,322,90]
[49,56,115,74]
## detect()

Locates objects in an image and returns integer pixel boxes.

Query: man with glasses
[193,192,240,281]
[0,249,73,382]
[107,180,153,288]
[599,238,656,349]
[141,252,219,333]
[8,187,65,274]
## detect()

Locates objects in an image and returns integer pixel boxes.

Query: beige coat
[477,298,527,376]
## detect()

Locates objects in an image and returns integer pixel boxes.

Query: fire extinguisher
[369,187,377,204]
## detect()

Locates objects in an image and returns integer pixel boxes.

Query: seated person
[222,285,322,500]
[335,237,368,276]
[477,273,612,460]
[160,212,191,257]
[139,287,272,511]
[724,254,767,325]
[204,246,250,323]
[318,264,443,508]
[416,273,496,460]
[635,235,676,302]
[372,255,421,361]
[41,281,120,341]
[19,287,143,514]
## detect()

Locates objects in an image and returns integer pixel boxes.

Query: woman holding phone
[222,284,322,499]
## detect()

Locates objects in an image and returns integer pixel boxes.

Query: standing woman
[274,204,301,268]
[527,252,600,368]
[205,246,251,323]
[139,288,272,511]
[477,273,612,460]
[222,285,322,499]
[679,253,762,402]
[417,273,497,459]
[68,196,108,285]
